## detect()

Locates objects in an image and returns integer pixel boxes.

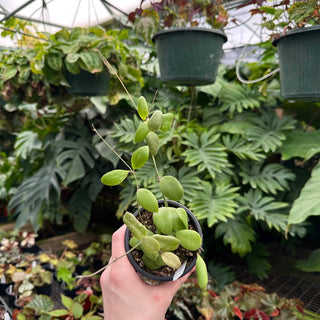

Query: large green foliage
[1,25,320,278]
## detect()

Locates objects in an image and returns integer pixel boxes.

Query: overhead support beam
[14,14,68,29]
[100,0,128,17]
[0,0,36,24]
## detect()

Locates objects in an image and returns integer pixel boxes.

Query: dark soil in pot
[124,200,202,281]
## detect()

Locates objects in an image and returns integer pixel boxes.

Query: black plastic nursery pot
[0,282,13,295]
[5,285,16,309]
[65,69,110,96]
[153,28,227,86]
[124,200,203,282]
[273,25,320,101]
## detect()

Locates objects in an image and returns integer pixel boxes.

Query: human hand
[100,225,193,320]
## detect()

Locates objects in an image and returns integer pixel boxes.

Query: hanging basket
[65,69,110,96]
[153,28,227,86]
[273,25,320,101]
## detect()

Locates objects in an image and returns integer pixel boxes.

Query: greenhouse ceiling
[0,0,268,50]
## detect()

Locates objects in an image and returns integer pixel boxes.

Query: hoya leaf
[153,234,180,251]
[196,254,208,289]
[161,252,181,269]
[137,96,149,120]
[131,146,149,170]
[141,236,161,254]
[101,170,130,186]
[159,175,184,201]
[137,188,159,212]
[123,211,148,240]
[153,207,174,235]
[175,229,202,251]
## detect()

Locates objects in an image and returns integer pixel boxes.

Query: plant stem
[76,241,142,278]
[96,49,137,110]
[151,154,168,206]
[92,124,138,184]
[294,309,320,319]
[187,86,196,123]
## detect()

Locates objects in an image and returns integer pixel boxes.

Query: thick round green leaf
[137,96,149,120]
[101,170,129,186]
[146,132,159,156]
[148,110,163,132]
[160,113,174,131]
[153,234,180,251]
[196,254,208,290]
[172,208,188,231]
[153,207,174,235]
[141,236,161,254]
[175,229,202,251]
[142,254,161,270]
[159,175,184,201]
[137,188,159,212]
[134,121,150,143]
[131,146,149,169]
[123,211,148,240]
[161,252,181,269]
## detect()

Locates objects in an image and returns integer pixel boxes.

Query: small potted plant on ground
[96,68,208,289]
[245,0,320,100]
[30,265,53,296]
[129,0,228,86]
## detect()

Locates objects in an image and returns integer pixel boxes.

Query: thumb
[158,267,195,295]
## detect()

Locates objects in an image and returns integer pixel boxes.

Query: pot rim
[152,27,227,43]
[273,25,320,46]
[124,200,202,282]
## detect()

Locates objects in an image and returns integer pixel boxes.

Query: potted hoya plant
[129,0,229,86]
[246,0,320,101]
[97,91,208,289]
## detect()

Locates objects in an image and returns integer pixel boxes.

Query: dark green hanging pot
[273,25,320,101]
[65,68,110,96]
[153,28,227,86]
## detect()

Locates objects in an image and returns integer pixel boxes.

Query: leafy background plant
[1,16,320,281]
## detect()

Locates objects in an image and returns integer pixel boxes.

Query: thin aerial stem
[96,49,137,110]
[151,154,168,206]
[76,241,142,278]
[92,124,138,186]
